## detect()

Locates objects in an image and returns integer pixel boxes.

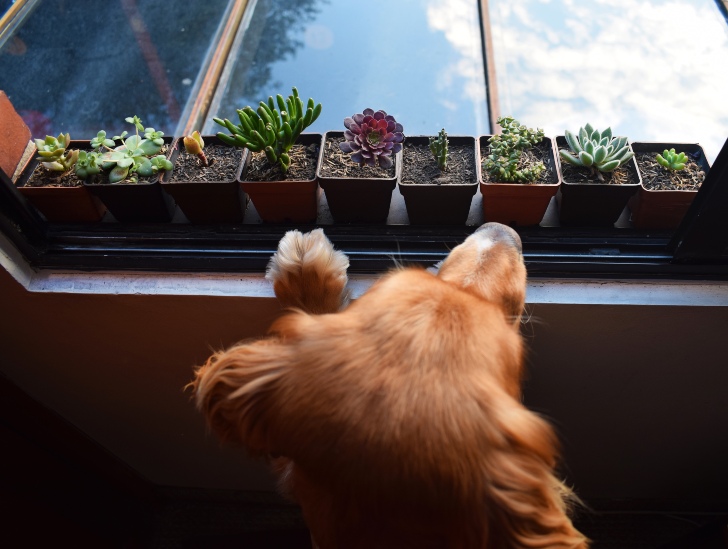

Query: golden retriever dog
[190,223,588,548]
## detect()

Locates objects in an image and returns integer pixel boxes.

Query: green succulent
[96,116,171,183]
[429,128,449,171]
[559,124,634,181]
[483,116,545,183]
[74,150,102,180]
[656,148,687,171]
[213,87,321,174]
[34,133,79,173]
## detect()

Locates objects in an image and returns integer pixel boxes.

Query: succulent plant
[340,109,404,169]
[34,133,79,173]
[74,150,102,180]
[482,116,545,183]
[559,124,634,181]
[183,131,209,167]
[656,148,688,171]
[96,116,172,183]
[213,87,321,174]
[429,129,449,171]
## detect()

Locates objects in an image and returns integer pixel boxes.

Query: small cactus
[429,129,449,171]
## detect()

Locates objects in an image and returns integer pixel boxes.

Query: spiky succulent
[34,133,79,173]
[340,109,404,169]
[429,129,449,171]
[483,116,545,183]
[656,148,687,171]
[213,87,321,174]
[560,124,634,181]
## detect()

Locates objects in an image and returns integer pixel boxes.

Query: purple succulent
[340,109,404,169]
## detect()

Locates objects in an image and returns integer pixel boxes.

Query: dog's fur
[190,223,588,548]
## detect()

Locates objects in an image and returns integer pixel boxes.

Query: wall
[1,264,727,505]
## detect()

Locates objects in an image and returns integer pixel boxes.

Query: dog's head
[191,223,585,548]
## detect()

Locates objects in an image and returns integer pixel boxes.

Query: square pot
[15,140,106,223]
[628,142,710,230]
[556,135,641,227]
[83,137,176,223]
[317,131,399,224]
[398,136,478,225]
[479,136,560,227]
[162,136,247,224]
[239,133,322,224]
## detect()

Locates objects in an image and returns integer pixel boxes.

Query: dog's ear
[190,336,295,456]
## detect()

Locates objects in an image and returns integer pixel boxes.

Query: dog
[190,223,588,548]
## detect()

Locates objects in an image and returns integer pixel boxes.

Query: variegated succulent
[340,109,404,169]
[559,124,634,181]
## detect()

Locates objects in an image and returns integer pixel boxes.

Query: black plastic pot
[83,137,176,223]
[556,136,641,227]
[398,136,477,225]
[162,136,246,224]
[317,131,399,224]
[628,142,710,230]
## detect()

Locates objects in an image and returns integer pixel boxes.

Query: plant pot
[15,140,106,223]
[83,137,176,223]
[555,135,641,227]
[628,142,710,230]
[398,136,477,225]
[0,90,32,183]
[162,136,247,224]
[239,133,322,223]
[479,136,560,227]
[317,131,399,224]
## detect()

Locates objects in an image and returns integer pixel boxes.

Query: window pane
[0,0,233,137]
[488,0,728,162]
[205,0,490,137]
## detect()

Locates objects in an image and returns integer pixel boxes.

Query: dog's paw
[266,229,349,314]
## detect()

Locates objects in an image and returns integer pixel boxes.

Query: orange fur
[190,224,588,548]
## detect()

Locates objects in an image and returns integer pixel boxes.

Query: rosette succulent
[34,133,79,173]
[340,109,404,169]
[656,148,687,171]
[559,124,634,181]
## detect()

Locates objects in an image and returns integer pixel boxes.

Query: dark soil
[559,148,637,185]
[319,136,396,179]
[401,142,475,185]
[243,143,319,182]
[635,152,705,191]
[168,144,241,183]
[481,139,555,185]
[23,164,83,188]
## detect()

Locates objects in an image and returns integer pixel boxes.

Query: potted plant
[557,124,641,227]
[15,133,107,222]
[628,143,709,230]
[82,116,175,223]
[214,87,322,224]
[480,116,560,227]
[318,108,404,223]
[398,129,477,225]
[161,131,247,224]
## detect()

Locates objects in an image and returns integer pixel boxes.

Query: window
[1,0,727,277]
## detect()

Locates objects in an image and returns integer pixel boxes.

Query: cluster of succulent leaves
[213,87,321,174]
[656,148,687,171]
[94,116,172,183]
[34,133,79,173]
[559,124,634,181]
[429,129,449,171]
[340,108,404,169]
[483,116,545,183]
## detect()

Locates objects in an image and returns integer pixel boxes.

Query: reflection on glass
[489,0,728,162]
[0,0,232,137]
[206,0,490,137]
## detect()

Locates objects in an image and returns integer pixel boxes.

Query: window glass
[488,0,728,162]
[204,0,490,137]
[0,0,232,137]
